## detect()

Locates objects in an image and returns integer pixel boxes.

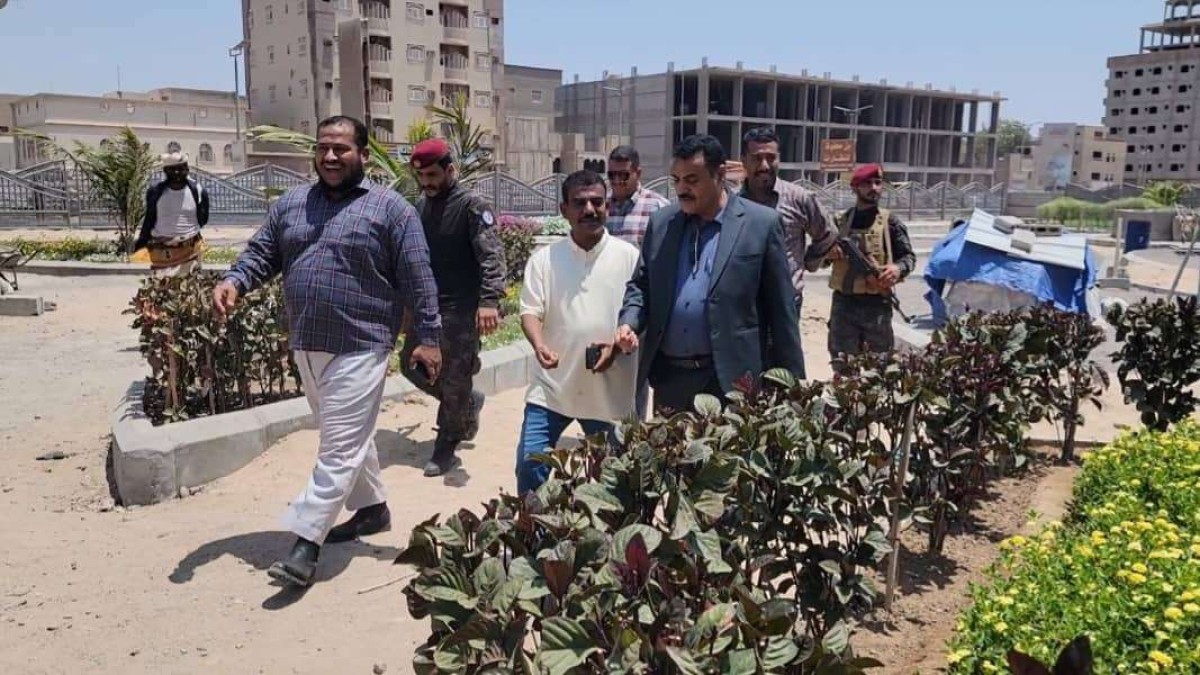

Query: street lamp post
[229,41,248,168]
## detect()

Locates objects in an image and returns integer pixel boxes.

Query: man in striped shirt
[604,145,671,248]
[214,115,442,587]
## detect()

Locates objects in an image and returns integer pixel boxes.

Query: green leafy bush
[1109,296,1200,431]
[497,215,539,283]
[947,424,1200,673]
[1,237,117,261]
[396,371,891,673]
[537,215,570,236]
[125,271,301,425]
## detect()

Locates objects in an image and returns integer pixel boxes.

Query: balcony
[367,42,392,75]
[370,100,394,117]
[440,9,469,43]
[441,49,469,84]
[361,1,391,32]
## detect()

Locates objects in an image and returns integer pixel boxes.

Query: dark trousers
[400,307,481,443]
[648,355,724,416]
[828,292,894,373]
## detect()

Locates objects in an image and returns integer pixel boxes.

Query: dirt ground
[0,267,1137,675]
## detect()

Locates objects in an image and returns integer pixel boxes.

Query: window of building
[473,11,488,28]
[1147,126,1157,133]
[1111,127,1120,135]
[407,44,425,63]
[1177,124,1187,132]
[1172,164,1182,172]
[268,45,275,63]
[300,79,309,98]
[1092,151,1102,160]
[1128,126,1137,134]
[475,53,491,71]
[1136,68,1145,76]
[1182,85,1193,94]
[266,4,273,23]
[1152,86,1162,94]
[474,90,491,108]
[1179,105,1190,113]
[1133,88,1142,95]
[1131,107,1140,115]
[223,144,234,163]
[1128,145,1136,153]
[1091,173,1101,181]
[406,2,423,21]
[1149,106,1159,114]
[299,36,308,56]
[1111,108,1122,116]
[1115,70,1125,78]
[1153,67,1163,75]
[531,89,544,104]
[199,144,214,164]
[1114,89,1125,97]
[167,141,182,153]
[408,86,426,103]
[1126,164,1134,172]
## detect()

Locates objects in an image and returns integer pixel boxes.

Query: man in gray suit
[608,134,804,415]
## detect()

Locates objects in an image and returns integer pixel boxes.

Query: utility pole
[229,41,248,167]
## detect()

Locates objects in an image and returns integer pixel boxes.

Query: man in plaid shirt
[604,145,670,248]
[214,116,442,587]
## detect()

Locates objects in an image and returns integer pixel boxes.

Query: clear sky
[0,0,1164,128]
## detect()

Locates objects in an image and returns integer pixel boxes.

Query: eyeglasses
[606,171,632,182]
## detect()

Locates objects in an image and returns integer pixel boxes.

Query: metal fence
[0,161,1007,229]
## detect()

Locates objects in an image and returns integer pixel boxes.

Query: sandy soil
[0,269,1135,675]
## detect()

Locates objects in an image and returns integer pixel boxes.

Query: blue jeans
[515,403,613,495]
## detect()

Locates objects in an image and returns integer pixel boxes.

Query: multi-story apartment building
[556,61,1003,184]
[1104,0,1200,184]
[0,93,19,170]
[1028,124,1127,190]
[242,0,504,155]
[9,88,247,174]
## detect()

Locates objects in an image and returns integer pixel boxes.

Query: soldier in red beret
[402,137,507,476]
[821,163,915,373]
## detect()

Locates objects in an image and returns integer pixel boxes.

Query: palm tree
[24,126,156,253]
[247,93,494,200]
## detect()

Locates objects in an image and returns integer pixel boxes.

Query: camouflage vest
[829,207,893,295]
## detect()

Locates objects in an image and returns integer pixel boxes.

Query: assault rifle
[835,236,911,324]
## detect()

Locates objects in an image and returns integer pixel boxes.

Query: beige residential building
[1029,124,1126,190]
[242,0,504,156]
[1104,0,1200,183]
[9,88,248,174]
[0,93,18,170]
[500,64,560,181]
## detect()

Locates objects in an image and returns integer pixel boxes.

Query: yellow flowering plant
[947,425,1200,673]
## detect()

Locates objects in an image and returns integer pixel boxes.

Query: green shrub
[537,215,570,236]
[125,271,301,425]
[1109,296,1200,431]
[396,371,894,673]
[497,215,538,283]
[1,237,117,261]
[947,424,1200,673]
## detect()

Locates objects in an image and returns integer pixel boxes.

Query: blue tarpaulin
[923,218,1098,324]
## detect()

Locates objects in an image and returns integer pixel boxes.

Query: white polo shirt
[520,231,639,421]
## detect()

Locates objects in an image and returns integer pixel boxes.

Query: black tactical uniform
[401,181,506,475]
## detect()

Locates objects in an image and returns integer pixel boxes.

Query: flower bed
[947,423,1200,673]
[0,237,242,264]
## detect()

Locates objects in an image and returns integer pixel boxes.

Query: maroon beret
[411,138,450,169]
[850,163,884,186]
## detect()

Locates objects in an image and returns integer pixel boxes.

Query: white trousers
[281,349,390,545]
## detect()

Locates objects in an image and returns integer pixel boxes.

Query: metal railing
[0,161,1010,228]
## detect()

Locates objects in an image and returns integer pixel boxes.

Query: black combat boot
[464,390,486,441]
[424,437,461,477]
[325,502,392,543]
[267,536,320,587]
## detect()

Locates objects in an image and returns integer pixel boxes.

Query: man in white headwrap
[132,152,210,276]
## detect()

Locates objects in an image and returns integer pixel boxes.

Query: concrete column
[766,79,778,120]
[1140,29,1146,53]
[733,75,744,118]
[697,67,710,134]
[967,101,979,167]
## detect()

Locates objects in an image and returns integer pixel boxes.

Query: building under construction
[555,59,1003,185]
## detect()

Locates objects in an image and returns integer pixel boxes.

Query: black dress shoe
[267,537,320,587]
[464,390,486,441]
[424,440,461,477]
[325,503,391,543]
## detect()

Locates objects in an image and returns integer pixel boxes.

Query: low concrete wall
[24,260,233,277]
[0,294,43,316]
[112,342,535,506]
